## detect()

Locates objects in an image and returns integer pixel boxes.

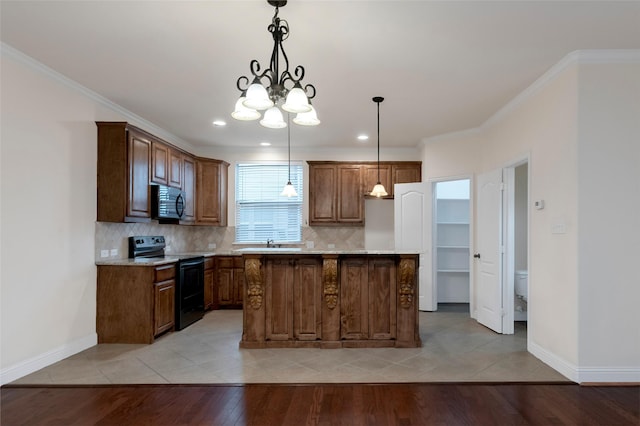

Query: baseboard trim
[529,341,640,384]
[0,334,97,386]
[529,341,578,382]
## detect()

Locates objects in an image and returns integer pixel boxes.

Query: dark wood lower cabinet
[215,256,243,308]
[97,263,176,344]
[241,253,420,349]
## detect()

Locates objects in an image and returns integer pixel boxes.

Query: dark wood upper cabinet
[308,161,421,226]
[337,164,364,224]
[181,154,196,223]
[97,122,151,222]
[169,149,182,188]
[97,122,227,225]
[151,141,169,186]
[195,158,229,226]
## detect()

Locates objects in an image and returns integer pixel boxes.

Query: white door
[476,169,504,332]
[394,182,434,311]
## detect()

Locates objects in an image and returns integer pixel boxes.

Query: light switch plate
[110,249,118,257]
[100,250,109,258]
[208,243,216,249]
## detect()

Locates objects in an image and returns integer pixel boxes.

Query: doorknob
[473,253,481,259]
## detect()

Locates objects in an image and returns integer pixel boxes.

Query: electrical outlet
[208,243,217,249]
[306,241,314,249]
[328,243,335,249]
[100,250,109,258]
[110,249,118,257]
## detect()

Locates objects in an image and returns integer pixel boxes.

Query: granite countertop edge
[96,250,420,266]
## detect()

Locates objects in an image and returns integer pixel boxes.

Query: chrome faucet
[266,239,274,248]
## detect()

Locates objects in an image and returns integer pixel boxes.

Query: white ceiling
[2,1,640,149]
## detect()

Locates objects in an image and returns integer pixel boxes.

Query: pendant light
[370,96,388,197]
[281,114,298,197]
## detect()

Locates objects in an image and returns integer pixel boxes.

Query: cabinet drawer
[155,264,176,282]
[217,257,234,268]
[204,257,215,270]
[233,256,244,268]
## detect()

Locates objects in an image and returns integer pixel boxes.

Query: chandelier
[232,0,320,128]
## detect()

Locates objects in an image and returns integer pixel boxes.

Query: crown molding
[1,42,192,150]
[483,49,640,130]
[419,127,483,148]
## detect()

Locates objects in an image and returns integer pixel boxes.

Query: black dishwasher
[175,256,205,330]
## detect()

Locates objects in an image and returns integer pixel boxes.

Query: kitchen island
[238,250,421,349]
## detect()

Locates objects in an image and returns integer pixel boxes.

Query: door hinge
[500,182,506,191]
[501,310,507,317]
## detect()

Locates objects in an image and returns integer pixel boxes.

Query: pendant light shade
[231,95,261,121]
[281,114,298,197]
[260,106,287,129]
[293,103,321,126]
[370,96,388,197]
[243,79,273,110]
[282,84,312,113]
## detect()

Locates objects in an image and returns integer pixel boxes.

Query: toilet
[515,270,528,302]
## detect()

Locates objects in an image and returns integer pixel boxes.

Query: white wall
[421,52,640,382]
[0,46,193,384]
[577,63,640,373]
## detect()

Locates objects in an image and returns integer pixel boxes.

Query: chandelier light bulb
[231,97,261,121]
[260,106,287,129]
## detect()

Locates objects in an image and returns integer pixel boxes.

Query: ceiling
[2,1,640,149]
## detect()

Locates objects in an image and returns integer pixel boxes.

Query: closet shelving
[435,198,470,303]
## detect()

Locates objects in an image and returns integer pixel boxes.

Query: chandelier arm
[303,83,316,100]
[236,76,250,92]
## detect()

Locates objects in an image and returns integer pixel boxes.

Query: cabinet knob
[473,253,481,259]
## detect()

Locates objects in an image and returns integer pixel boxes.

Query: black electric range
[128,236,205,330]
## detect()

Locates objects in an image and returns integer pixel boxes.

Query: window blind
[235,163,303,243]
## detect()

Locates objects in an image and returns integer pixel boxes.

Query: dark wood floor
[1,383,638,426]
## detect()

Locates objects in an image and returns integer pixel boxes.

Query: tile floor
[11,304,569,385]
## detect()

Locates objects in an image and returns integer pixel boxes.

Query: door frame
[502,154,530,334]
[429,174,474,316]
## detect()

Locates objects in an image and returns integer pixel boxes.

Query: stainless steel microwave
[151,184,185,220]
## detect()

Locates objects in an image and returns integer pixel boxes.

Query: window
[235,163,303,243]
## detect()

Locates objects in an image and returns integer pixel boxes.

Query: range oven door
[175,256,205,330]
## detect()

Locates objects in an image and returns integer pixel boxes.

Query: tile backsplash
[95,222,364,260]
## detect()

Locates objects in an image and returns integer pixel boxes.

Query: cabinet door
[217,267,234,306]
[337,165,364,224]
[265,258,294,341]
[154,280,175,336]
[182,155,196,222]
[368,258,397,339]
[169,149,182,188]
[204,268,214,310]
[392,164,421,185]
[196,159,228,226]
[309,164,337,224]
[233,267,245,306]
[340,257,369,340]
[293,258,322,340]
[363,164,392,197]
[127,131,151,218]
[151,141,169,185]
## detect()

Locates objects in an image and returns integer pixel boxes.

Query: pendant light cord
[377,99,381,184]
[287,113,291,182]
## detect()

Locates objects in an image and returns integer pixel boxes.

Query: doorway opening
[504,161,529,333]
[434,179,471,312]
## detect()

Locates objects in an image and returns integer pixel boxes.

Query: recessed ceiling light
[260,142,271,147]
[212,120,226,126]
[357,134,369,141]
